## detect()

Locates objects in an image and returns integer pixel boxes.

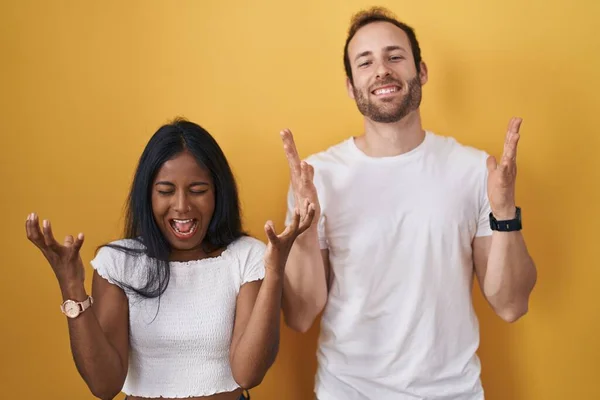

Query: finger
[302,198,310,216]
[281,208,301,238]
[25,213,35,239]
[300,161,314,187]
[503,117,522,150]
[42,219,60,251]
[264,221,279,244]
[501,117,522,164]
[64,235,74,247]
[510,117,522,159]
[307,163,314,182]
[26,213,46,249]
[72,233,85,254]
[297,203,317,234]
[502,132,520,163]
[511,117,523,135]
[280,129,302,177]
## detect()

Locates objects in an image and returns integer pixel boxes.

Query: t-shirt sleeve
[238,237,267,285]
[90,243,127,288]
[284,183,328,250]
[476,153,493,237]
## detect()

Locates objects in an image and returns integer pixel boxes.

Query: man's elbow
[283,298,325,333]
[496,303,529,323]
[284,314,316,333]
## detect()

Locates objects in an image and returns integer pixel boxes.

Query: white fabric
[90,235,266,398]
[286,131,492,400]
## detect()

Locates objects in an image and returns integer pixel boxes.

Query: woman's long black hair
[103,117,245,299]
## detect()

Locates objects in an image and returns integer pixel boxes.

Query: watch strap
[489,207,522,232]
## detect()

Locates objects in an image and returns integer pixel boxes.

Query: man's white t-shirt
[286,131,493,400]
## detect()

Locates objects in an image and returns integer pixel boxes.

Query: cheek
[150,196,169,223]
[398,65,417,80]
[354,77,370,94]
[196,194,216,220]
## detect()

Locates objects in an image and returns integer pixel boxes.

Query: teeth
[374,87,398,95]
[170,218,198,236]
[172,221,198,235]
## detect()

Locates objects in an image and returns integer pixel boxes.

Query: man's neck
[354,110,426,157]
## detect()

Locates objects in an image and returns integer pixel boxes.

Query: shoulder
[227,235,266,285]
[91,238,147,285]
[304,138,355,169]
[227,235,266,259]
[93,238,146,262]
[426,131,489,167]
[98,238,146,252]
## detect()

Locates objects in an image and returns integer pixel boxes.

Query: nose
[173,191,191,214]
[375,60,392,80]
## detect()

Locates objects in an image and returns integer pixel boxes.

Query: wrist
[492,207,517,220]
[263,268,284,290]
[490,206,522,232]
[264,267,283,280]
[59,281,87,302]
[295,224,319,245]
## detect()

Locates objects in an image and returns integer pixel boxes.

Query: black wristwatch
[489,207,522,232]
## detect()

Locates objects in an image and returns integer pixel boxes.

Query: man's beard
[353,75,422,123]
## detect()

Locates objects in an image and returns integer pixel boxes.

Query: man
[280,6,537,400]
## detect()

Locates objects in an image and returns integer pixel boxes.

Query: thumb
[264,221,278,244]
[486,155,497,173]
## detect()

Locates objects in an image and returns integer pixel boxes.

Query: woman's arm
[26,214,129,399]
[228,203,315,389]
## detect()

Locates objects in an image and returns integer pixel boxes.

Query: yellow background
[2,0,598,399]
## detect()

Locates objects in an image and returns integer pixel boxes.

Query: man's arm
[279,129,330,333]
[473,232,537,322]
[474,117,537,322]
[282,231,330,332]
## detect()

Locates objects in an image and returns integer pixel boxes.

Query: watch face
[63,301,80,318]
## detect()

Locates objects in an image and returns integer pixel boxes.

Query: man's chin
[368,108,406,123]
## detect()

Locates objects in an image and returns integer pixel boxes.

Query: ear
[346,77,356,99]
[419,61,429,86]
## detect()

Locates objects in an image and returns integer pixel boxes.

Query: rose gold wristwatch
[60,296,94,318]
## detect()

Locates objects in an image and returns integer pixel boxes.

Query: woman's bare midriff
[127,388,243,400]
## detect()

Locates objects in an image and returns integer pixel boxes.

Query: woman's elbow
[90,384,122,400]
[233,371,266,390]
[231,358,274,390]
[85,370,126,400]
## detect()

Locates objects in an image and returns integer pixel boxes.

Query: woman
[25,118,314,400]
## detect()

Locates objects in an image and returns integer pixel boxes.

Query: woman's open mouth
[169,218,199,239]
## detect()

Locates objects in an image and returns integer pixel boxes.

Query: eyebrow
[354,45,406,62]
[154,181,209,187]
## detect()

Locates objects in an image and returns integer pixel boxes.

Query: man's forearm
[483,231,537,321]
[282,228,328,332]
